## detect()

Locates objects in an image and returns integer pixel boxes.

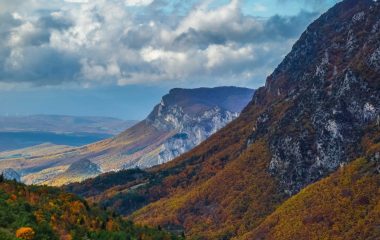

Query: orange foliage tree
[16,227,35,240]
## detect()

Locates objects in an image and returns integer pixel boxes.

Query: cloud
[3,46,81,86]
[65,0,89,3]
[0,0,324,89]
[125,0,154,6]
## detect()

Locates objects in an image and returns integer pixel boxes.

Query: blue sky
[0,0,339,119]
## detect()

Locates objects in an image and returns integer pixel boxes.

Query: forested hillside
[0,177,183,240]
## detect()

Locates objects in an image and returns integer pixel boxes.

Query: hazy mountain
[0,115,138,135]
[66,1,380,239]
[0,115,138,151]
[0,131,113,152]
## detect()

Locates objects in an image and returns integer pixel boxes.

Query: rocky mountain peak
[146,87,254,132]
[248,0,380,194]
[138,87,255,167]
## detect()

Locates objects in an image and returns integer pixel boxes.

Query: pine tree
[0,173,4,183]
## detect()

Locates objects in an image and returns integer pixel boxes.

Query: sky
[0,0,339,119]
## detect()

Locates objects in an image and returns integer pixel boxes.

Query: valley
[0,0,379,239]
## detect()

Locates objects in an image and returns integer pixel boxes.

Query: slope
[244,125,380,239]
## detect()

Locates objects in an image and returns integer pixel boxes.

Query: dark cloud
[261,11,318,41]
[0,13,22,31]
[172,10,318,48]
[1,47,81,85]
[122,26,156,50]
[173,28,228,50]
[37,15,73,30]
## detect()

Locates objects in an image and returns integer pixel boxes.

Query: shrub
[15,227,35,240]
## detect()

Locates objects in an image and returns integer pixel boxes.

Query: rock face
[139,87,247,167]
[116,86,254,169]
[248,0,380,194]
[1,168,21,182]
[155,108,238,164]
[154,107,238,165]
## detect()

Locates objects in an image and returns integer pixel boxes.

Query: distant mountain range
[0,115,138,151]
[0,115,138,135]
[0,131,113,152]
[0,87,254,186]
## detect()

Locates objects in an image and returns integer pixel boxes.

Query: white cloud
[176,0,240,35]
[206,44,254,69]
[64,0,89,3]
[141,47,187,63]
[80,58,121,84]
[125,0,154,6]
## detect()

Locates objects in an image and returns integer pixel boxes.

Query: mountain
[66,1,380,239]
[0,87,254,186]
[119,87,254,168]
[0,179,184,240]
[0,115,138,151]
